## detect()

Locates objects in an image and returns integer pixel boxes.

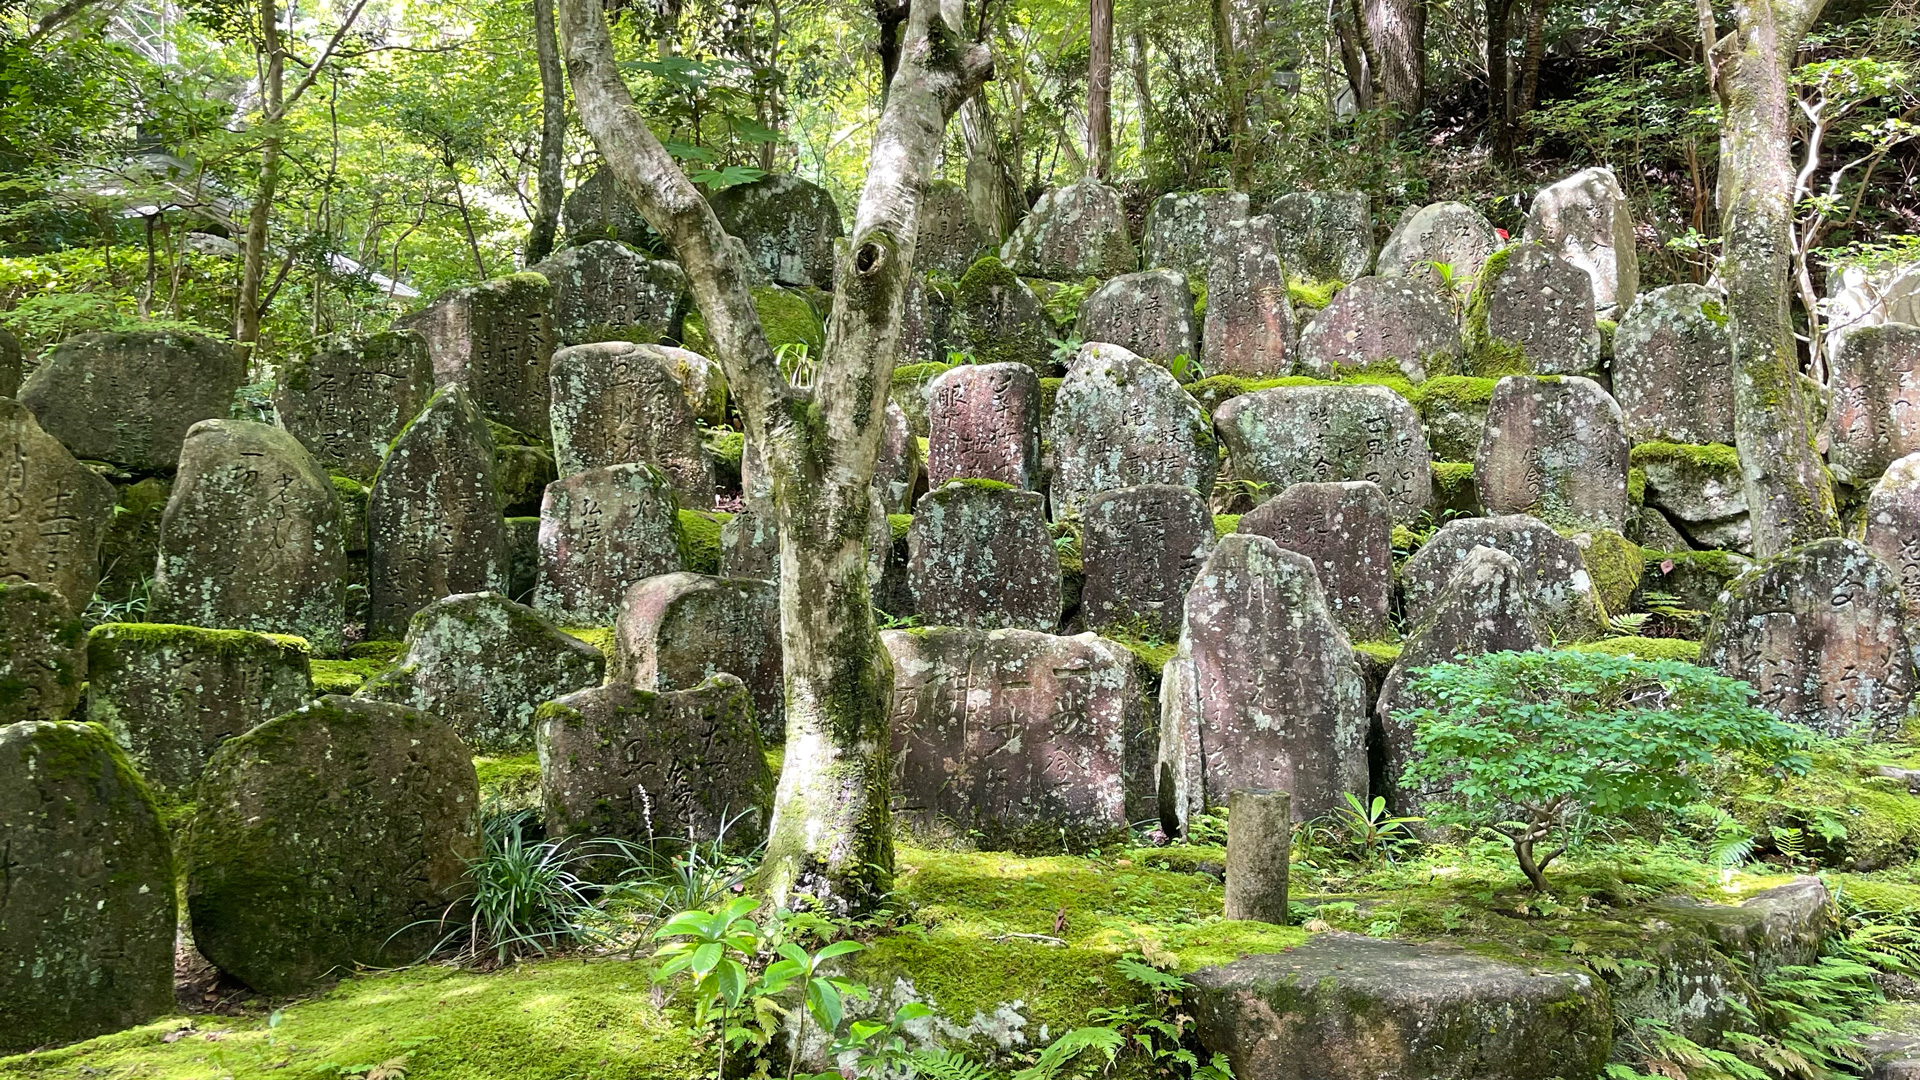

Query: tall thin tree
[1088,0,1113,178]
[526,0,567,263]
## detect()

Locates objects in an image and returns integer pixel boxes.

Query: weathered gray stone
[874,399,922,515]
[1703,537,1916,738]
[659,346,729,427]
[1522,166,1639,316]
[1222,788,1291,924]
[399,273,556,438]
[1399,515,1606,639]
[1376,201,1499,297]
[1077,269,1198,366]
[1000,177,1137,281]
[1614,285,1736,445]
[550,340,715,510]
[1866,452,1920,616]
[1633,505,1693,553]
[952,256,1056,370]
[1633,442,1751,553]
[0,400,115,616]
[1476,375,1629,532]
[900,274,959,365]
[1238,481,1392,641]
[1189,933,1610,1080]
[534,463,683,626]
[1829,322,1920,483]
[18,329,244,471]
[1267,189,1373,282]
[1377,545,1546,813]
[1298,276,1461,382]
[358,591,604,753]
[1050,343,1219,518]
[616,572,783,739]
[0,582,85,725]
[0,326,19,398]
[536,674,772,845]
[532,239,687,346]
[1466,242,1602,375]
[1143,190,1252,275]
[926,363,1042,490]
[1159,534,1368,831]
[562,165,657,248]
[86,622,311,792]
[275,330,437,480]
[0,720,174,1053]
[883,627,1144,851]
[915,180,992,276]
[1214,384,1434,523]
[366,386,509,637]
[908,481,1060,632]
[707,175,843,290]
[186,696,479,995]
[1080,484,1214,639]
[1413,376,1496,462]
[150,420,347,653]
[720,507,779,581]
[1202,216,1294,378]
[492,425,559,517]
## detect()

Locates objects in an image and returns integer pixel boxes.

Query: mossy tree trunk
[558,0,991,915]
[1088,0,1113,179]
[1710,0,1839,554]
[526,0,566,264]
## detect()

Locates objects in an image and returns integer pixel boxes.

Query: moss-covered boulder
[915,180,992,275]
[953,256,1056,370]
[1298,275,1462,383]
[750,284,827,355]
[1,720,175,1053]
[560,165,659,249]
[1268,189,1373,282]
[1201,215,1296,379]
[186,696,480,996]
[397,273,556,439]
[96,475,171,603]
[1410,374,1497,462]
[0,398,118,606]
[490,422,559,518]
[1463,242,1602,376]
[1476,375,1630,533]
[1400,515,1607,639]
[275,329,437,480]
[18,328,245,472]
[1828,321,1920,483]
[358,591,604,754]
[1000,176,1137,281]
[1076,269,1198,366]
[86,622,312,793]
[1613,284,1736,445]
[1564,527,1645,619]
[1639,548,1751,611]
[616,573,782,741]
[0,581,86,724]
[1214,383,1434,523]
[1142,189,1251,276]
[891,360,955,439]
[1630,441,1750,552]
[533,463,683,627]
[1522,166,1638,316]
[908,480,1061,633]
[706,174,843,290]
[1049,343,1219,518]
[549,341,714,512]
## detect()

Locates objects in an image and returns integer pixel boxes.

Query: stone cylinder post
[1224,788,1291,924]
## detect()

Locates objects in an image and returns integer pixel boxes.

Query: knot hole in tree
[854,240,887,275]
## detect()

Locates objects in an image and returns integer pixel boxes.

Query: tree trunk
[1088,0,1113,178]
[1367,0,1425,122]
[874,0,910,101]
[558,0,990,915]
[1129,28,1151,159]
[1209,0,1250,185]
[236,0,283,350]
[526,0,567,263]
[961,94,1018,240]
[1714,0,1838,553]
[1516,0,1546,117]
[1485,0,1514,159]
[1334,8,1373,112]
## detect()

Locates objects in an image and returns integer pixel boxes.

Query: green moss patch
[1353,640,1404,665]
[751,286,825,355]
[1565,637,1702,663]
[676,509,730,575]
[474,751,541,810]
[309,657,392,695]
[1212,514,1241,538]
[1287,277,1344,311]
[560,626,614,654]
[1568,530,1645,618]
[1629,441,1743,472]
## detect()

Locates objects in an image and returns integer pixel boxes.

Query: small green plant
[1048,334,1084,366]
[652,897,769,1078]
[1399,651,1811,891]
[1331,792,1423,865]
[1184,807,1229,846]
[409,808,612,965]
[945,348,979,366]
[762,938,869,1080]
[776,341,818,388]
[1166,352,1205,383]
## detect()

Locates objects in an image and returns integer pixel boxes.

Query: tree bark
[1088,0,1113,178]
[1209,0,1251,185]
[1367,0,1425,122]
[1129,28,1151,160]
[1485,0,1514,159]
[558,0,990,915]
[874,0,911,101]
[961,94,1018,240]
[1516,0,1546,117]
[236,0,284,350]
[526,0,567,263]
[1334,6,1373,112]
[1713,0,1838,553]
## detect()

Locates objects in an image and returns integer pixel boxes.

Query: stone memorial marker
[1829,322,1920,482]
[908,481,1061,631]
[1,720,174,1053]
[1297,276,1461,381]
[550,340,715,509]
[18,329,244,472]
[276,330,437,480]
[150,420,348,653]
[1080,484,1215,639]
[1203,216,1294,378]
[1051,343,1220,517]
[1522,166,1639,316]
[1268,189,1373,282]
[1237,480,1392,641]
[1000,176,1138,280]
[1865,452,1920,615]
[660,346,729,427]
[1633,442,1751,553]
[0,400,115,616]
[708,174,843,290]
[187,696,480,996]
[915,180,992,276]
[901,274,959,365]
[884,627,1144,850]
[1476,375,1630,531]
[1143,190,1252,274]
[563,165,656,248]
[1398,514,1607,638]
[1614,284,1737,445]
[1376,545,1546,813]
[358,591,604,753]
[0,582,85,724]
[1375,201,1499,297]
[366,386,509,637]
[1076,269,1198,366]
[534,463,683,626]
[1467,242,1602,375]
[1213,384,1434,522]
[952,256,1056,370]
[537,674,773,845]
[875,399,923,514]
[617,572,783,738]
[399,273,556,438]
[1702,537,1915,738]
[532,239,687,346]
[86,623,311,792]
[1159,534,1368,832]
[0,326,19,398]
[925,362,1043,489]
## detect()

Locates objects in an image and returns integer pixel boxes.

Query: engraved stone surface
[1398,514,1606,639]
[562,165,657,248]
[1298,276,1461,382]
[908,481,1061,632]
[1865,452,1920,616]
[1467,242,1602,376]
[534,463,683,626]
[1614,284,1737,445]
[532,239,687,346]
[1829,322,1920,483]
[398,273,556,438]
[1214,384,1433,523]
[926,363,1042,490]
[1077,269,1198,367]
[1267,189,1373,282]
[0,399,116,609]
[1143,189,1252,275]
[1080,484,1215,639]
[18,329,244,471]
[616,573,783,740]
[276,330,437,480]
[1476,375,1630,532]
[1050,343,1219,518]
[915,180,992,276]
[1000,177,1138,281]
[952,256,1056,370]
[707,174,843,290]
[1203,216,1294,378]
[1376,201,1499,297]
[1522,166,1639,315]
[1237,481,1392,641]
[550,340,715,510]
[0,582,85,725]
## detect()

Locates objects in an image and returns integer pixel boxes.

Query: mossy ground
[309,657,392,695]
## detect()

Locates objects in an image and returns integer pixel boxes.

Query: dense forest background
[0,0,1913,373]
